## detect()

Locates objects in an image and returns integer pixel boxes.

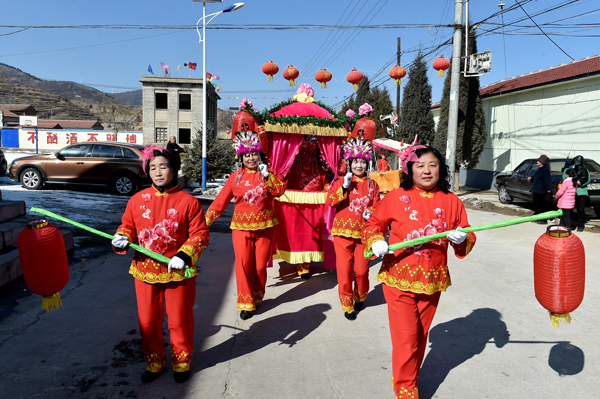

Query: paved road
[0,205,598,398]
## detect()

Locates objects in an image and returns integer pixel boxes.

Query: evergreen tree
[182,128,236,183]
[398,50,436,145]
[434,28,487,170]
[340,76,393,134]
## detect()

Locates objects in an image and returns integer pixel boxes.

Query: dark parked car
[494,158,600,217]
[0,149,7,175]
[9,142,151,195]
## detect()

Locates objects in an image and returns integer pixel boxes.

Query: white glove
[111,234,129,249]
[447,227,467,244]
[168,256,186,273]
[259,164,269,178]
[372,240,394,257]
[342,172,353,189]
[362,208,371,221]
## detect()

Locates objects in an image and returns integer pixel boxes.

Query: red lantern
[283,65,299,86]
[262,60,279,82]
[433,56,450,77]
[534,225,585,327]
[232,110,257,143]
[315,68,332,89]
[17,219,69,311]
[389,65,407,85]
[256,125,269,155]
[346,69,363,91]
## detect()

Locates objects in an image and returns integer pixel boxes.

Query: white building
[432,54,600,189]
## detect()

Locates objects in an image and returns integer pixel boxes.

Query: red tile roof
[37,119,103,129]
[431,55,600,109]
[0,104,33,112]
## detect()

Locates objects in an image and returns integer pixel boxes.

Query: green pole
[30,207,194,278]
[364,209,562,258]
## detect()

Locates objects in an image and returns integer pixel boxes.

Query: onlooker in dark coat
[166,136,186,171]
[563,155,590,232]
[528,155,552,224]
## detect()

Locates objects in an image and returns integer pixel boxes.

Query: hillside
[112,89,142,105]
[0,62,119,104]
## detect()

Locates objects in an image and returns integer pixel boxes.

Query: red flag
[188,62,197,70]
[206,72,213,80]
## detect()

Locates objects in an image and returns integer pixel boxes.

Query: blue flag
[148,65,154,75]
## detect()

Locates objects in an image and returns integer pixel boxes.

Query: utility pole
[446,0,463,192]
[396,37,401,119]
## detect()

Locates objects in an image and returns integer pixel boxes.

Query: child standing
[555,169,577,229]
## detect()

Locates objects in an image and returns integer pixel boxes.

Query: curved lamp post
[194,1,245,192]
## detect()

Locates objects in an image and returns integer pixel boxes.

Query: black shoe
[535,220,547,224]
[141,369,164,384]
[354,301,365,312]
[577,226,584,232]
[344,311,357,321]
[174,370,190,383]
[300,273,311,280]
[240,310,253,320]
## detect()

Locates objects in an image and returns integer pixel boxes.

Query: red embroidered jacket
[206,168,286,231]
[326,176,380,239]
[114,185,209,284]
[362,187,476,295]
[287,164,330,192]
[377,159,391,172]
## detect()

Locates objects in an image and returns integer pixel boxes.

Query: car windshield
[60,144,92,157]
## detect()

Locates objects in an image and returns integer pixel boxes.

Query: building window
[179,93,191,110]
[155,93,168,109]
[179,128,191,145]
[155,127,168,142]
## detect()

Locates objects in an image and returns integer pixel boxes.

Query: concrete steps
[0,200,73,287]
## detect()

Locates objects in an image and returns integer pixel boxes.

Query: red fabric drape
[269,132,303,177]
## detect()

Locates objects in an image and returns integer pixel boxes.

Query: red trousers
[334,235,370,313]
[232,228,272,311]
[383,284,441,399]
[135,278,196,373]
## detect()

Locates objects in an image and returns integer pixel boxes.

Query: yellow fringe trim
[275,190,328,204]
[550,312,572,328]
[42,293,63,312]
[264,122,348,137]
[275,250,324,264]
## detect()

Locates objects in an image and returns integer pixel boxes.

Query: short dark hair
[144,149,180,175]
[400,146,451,193]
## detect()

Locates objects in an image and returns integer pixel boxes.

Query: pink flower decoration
[240,98,252,109]
[167,209,178,219]
[297,83,314,98]
[142,193,151,203]
[359,103,373,116]
[409,210,419,221]
[346,109,356,120]
[142,209,152,219]
[399,195,411,205]
[434,208,445,218]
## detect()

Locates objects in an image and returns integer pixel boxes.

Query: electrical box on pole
[466,51,492,76]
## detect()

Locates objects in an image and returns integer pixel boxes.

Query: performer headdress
[232,130,262,157]
[342,133,373,162]
[399,136,427,172]
[141,145,177,174]
[299,137,318,154]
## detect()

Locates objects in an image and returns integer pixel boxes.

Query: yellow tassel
[438,70,445,77]
[321,82,326,89]
[267,75,273,81]
[395,79,401,85]
[550,312,572,328]
[353,83,359,90]
[42,293,63,312]
[289,79,295,86]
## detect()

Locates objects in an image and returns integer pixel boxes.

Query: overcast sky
[1,0,598,110]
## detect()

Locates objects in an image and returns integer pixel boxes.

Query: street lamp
[194,1,245,192]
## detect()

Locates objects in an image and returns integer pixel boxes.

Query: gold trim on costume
[376,259,451,295]
[129,265,197,283]
[275,250,324,264]
[275,190,328,204]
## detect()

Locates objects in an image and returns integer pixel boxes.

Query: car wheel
[20,168,43,190]
[113,174,137,195]
[594,207,600,218]
[498,185,512,204]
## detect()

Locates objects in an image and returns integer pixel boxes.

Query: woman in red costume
[112,146,209,384]
[378,151,392,172]
[362,143,476,399]
[205,131,285,320]
[286,137,331,278]
[327,136,380,320]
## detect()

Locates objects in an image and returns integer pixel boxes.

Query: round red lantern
[315,68,332,89]
[17,219,69,311]
[534,225,585,327]
[351,118,376,142]
[346,69,364,91]
[283,65,300,86]
[389,65,407,85]
[262,60,279,82]
[433,56,450,77]
[256,125,269,155]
